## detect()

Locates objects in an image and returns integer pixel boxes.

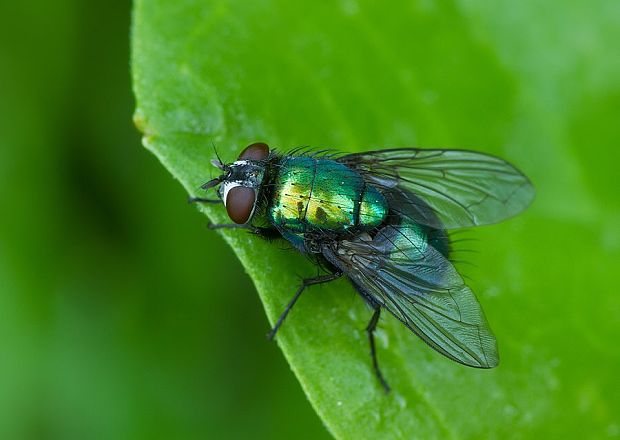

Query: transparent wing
[322,223,498,368]
[338,148,535,229]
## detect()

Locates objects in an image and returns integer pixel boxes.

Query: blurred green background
[0,0,327,438]
[2,0,620,439]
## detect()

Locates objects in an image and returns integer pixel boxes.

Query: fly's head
[202,142,270,224]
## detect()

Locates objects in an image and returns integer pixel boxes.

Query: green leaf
[132,0,620,438]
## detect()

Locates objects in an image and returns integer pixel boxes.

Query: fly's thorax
[267,156,315,234]
[267,156,388,236]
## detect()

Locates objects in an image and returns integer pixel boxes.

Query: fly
[190,142,535,392]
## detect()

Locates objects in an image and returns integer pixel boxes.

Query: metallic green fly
[191,142,535,392]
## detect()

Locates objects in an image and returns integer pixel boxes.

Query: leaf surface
[132,1,620,438]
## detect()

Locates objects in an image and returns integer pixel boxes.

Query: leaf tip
[133,107,152,136]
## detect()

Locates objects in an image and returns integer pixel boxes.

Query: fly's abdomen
[359,185,387,228]
[268,156,388,236]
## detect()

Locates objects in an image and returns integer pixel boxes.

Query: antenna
[212,140,224,168]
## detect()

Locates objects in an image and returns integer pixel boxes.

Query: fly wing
[338,148,534,229]
[322,223,498,368]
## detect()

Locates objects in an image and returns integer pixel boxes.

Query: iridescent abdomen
[267,156,388,244]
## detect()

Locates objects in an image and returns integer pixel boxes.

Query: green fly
[192,142,534,392]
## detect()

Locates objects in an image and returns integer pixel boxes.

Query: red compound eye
[238,142,269,161]
[226,186,256,224]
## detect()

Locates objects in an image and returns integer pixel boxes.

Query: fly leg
[208,223,251,230]
[267,272,342,340]
[188,197,277,238]
[207,223,282,241]
[188,196,221,204]
[367,306,390,393]
[188,197,257,232]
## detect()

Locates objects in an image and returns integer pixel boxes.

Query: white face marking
[221,181,241,207]
[220,182,259,224]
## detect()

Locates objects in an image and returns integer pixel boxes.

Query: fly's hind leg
[267,271,342,340]
[367,306,390,393]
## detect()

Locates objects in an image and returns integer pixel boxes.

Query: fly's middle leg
[267,271,343,340]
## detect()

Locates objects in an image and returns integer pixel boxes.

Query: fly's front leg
[267,271,343,340]
[367,306,390,393]
[188,196,221,204]
[208,223,281,240]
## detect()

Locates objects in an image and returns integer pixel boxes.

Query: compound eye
[238,142,269,161]
[226,186,256,224]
